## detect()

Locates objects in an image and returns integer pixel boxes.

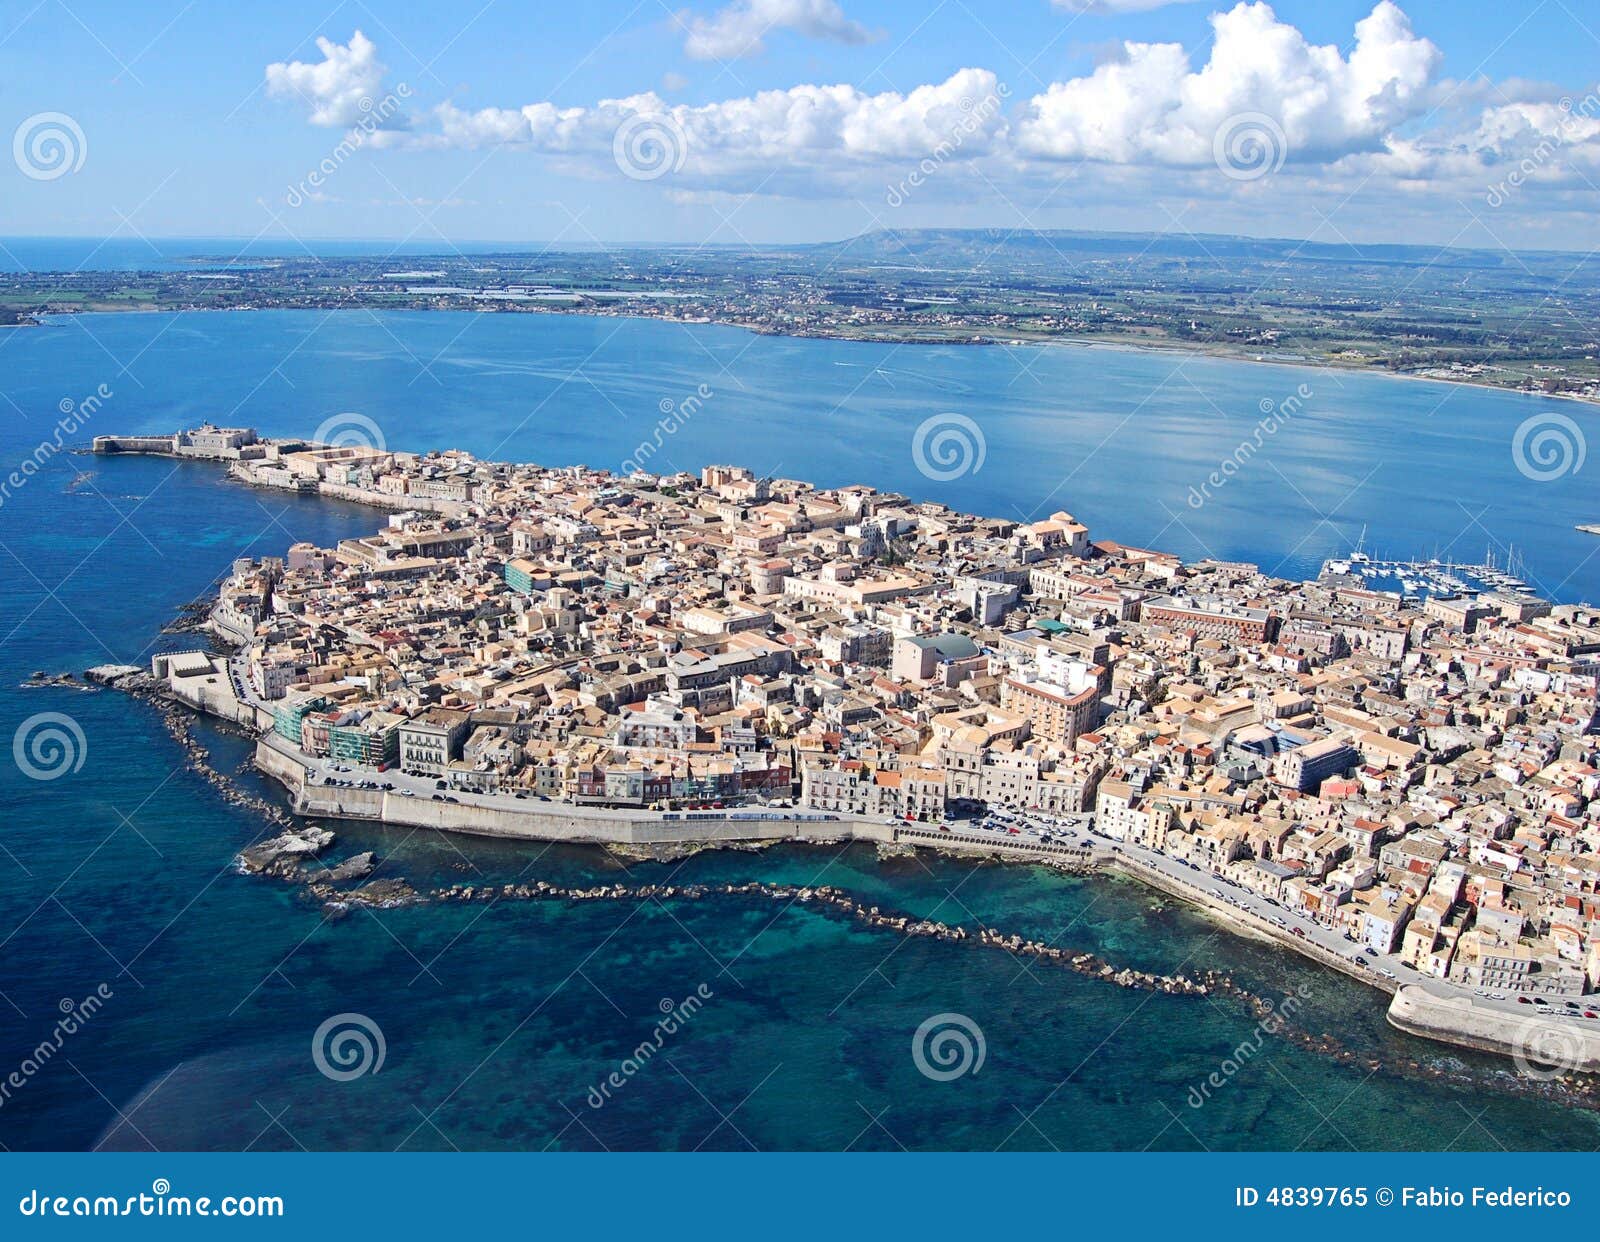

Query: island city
[82,423,1600,1081]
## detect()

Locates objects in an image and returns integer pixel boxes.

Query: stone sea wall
[1388,984,1600,1072]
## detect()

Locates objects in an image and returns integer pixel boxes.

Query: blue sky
[3,0,1599,249]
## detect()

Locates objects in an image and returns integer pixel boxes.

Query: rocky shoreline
[69,670,1600,1111]
[20,670,96,691]
[239,825,1600,1108]
[87,662,301,833]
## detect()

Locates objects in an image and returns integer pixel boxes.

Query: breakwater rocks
[434,880,1221,998]
[234,846,1600,1107]
[238,826,337,877]
[162,600,214,636]
[234,827,414,911]
[104,668,301,832]
[21,670,95,691]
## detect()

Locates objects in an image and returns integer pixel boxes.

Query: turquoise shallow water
[0,311,1597,1150]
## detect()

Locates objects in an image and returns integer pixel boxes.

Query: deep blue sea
[0,308,1597,1151]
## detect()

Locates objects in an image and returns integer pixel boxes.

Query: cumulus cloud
[266,31,393,127]
[430,67,1007,175]
[680,0,878,61]
[1358,96,1600,189]
[1016,1,1441,166]
[263,6,1600,214]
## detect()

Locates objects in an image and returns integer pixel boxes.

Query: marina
[1321,529,1546,602]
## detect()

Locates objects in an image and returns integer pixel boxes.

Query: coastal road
[217,652,1599,1032]
[1095,830,1600,1030]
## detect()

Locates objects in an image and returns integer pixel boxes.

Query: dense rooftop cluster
[207,427,1600,997]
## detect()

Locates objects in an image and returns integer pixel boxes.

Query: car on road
[1355,956,1369,967]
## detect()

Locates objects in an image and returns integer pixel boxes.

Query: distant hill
[799,227,1594,274]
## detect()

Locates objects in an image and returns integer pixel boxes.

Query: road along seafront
[86,433,1600,1082]
[1107,847,1600,1073]
[88,646,1600,1089]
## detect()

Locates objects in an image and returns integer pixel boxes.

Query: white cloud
[680,0,878,61]
[266,31,391,127]
[264,7,1600,217]
[1016,1,1441,166]
[1356,96,1600,189]
[429,68,1007,175]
